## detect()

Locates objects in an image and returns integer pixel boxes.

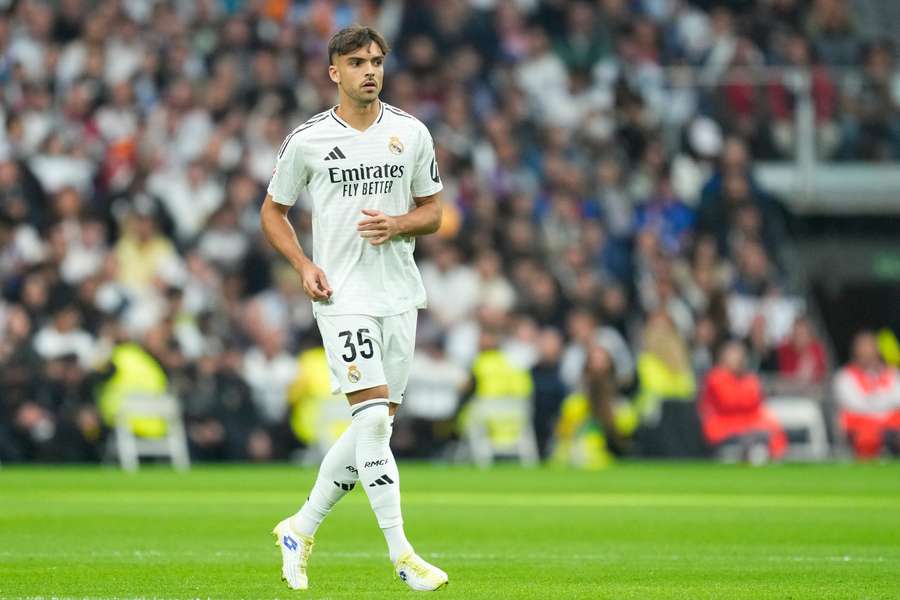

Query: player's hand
[298,261,333,301]
[357,209,400,245]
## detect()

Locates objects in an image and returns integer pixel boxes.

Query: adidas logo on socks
[368,474,394,487]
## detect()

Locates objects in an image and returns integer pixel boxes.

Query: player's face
[331,42,384,104]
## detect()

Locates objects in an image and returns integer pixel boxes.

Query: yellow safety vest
[287,347,347,445]
[471,349,533,399]
[634,353,696,419]
[461,349,533,445]
[97,343,168,438]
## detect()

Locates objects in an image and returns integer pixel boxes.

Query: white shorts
[316,309,418,403]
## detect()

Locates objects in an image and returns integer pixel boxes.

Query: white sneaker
[395,551,449,591]
[272,518,315,590]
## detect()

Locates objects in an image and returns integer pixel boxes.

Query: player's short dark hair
[328,26,390,65]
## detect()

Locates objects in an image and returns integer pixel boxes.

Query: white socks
[352,399,413,562]
[292,422,359,536]
[293,405,410,561]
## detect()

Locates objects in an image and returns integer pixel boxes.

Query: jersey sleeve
[267,132,308,207]
[411,127,443,198]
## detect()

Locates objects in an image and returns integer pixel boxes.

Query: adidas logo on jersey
[323,146,346,161]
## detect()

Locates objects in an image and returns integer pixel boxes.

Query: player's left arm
[357,193,442,245]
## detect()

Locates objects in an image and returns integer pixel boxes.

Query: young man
[260,26,448,591]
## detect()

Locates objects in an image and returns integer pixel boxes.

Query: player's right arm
[260,196,332,301]
[261,131,332,301]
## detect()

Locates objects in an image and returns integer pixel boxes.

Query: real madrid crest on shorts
[388,136,404,155]
[347,364,362,384]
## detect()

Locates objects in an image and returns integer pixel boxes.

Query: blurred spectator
[472,249,516,312]
[242,329,298,460]
[461,318,534,452]
[833,331,900,459]
[32,301,96,369]
[552,343,617,468]
[398,333,469,458]
[148,160,224,243]
[776,316,828,385]
[745,313,778,373]
[113,199,179,296]
[243,263,312,345]
[699,340,787,462]
[516,25,569,123]
[733,241,780,297]
[675,236,730,328]
[769,33,839,158]
[806,0,860,67]
[1,304,41,460]
[96,337,168,440]
[696,138,786,259]
[633,166,694,257]
[840,40,900,160]
[691,314,722,376]
[286,331,340,450]
[717,37,768,153]
[183,348,259,461]
[632,311,703,457]
[553,2,609,73]
[559,307,634,392]
[420,242,480,329]
[530,327,567,459]
[517,269,569,330]
[591,154,634,239]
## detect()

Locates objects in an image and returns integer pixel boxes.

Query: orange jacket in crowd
[833,365,900,458]
[699,366,787,458]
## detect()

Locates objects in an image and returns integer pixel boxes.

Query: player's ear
[328,64,340,84]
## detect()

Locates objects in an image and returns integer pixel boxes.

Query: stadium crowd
[2,0,900,465]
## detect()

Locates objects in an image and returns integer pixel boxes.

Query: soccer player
[260,26,448,591]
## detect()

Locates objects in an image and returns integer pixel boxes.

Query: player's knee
[353,401,391,438]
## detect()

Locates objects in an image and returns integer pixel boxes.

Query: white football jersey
[268,102,443,317]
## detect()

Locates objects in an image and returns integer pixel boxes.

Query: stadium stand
[2,0,900,464]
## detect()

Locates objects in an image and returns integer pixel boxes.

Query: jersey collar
[330,101,385,133]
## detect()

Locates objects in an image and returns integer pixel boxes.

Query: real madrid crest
[388,136,404,155]
[347,364,362,384]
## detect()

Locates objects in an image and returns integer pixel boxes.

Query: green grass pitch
[2,462,899,599]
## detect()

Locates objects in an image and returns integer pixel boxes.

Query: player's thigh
[381,309,418,404]
[316,314,387,396]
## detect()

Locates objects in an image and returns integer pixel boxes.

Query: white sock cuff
[351,398,390,419]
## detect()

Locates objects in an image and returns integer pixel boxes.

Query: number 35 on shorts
[333,327,379,387]
[316,310,416,401]
[338,328,375,362]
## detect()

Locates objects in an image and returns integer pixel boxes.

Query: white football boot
[395,550,449,591]
[272,518,315,590]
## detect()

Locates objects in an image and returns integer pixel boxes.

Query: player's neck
[335,97,381,132]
